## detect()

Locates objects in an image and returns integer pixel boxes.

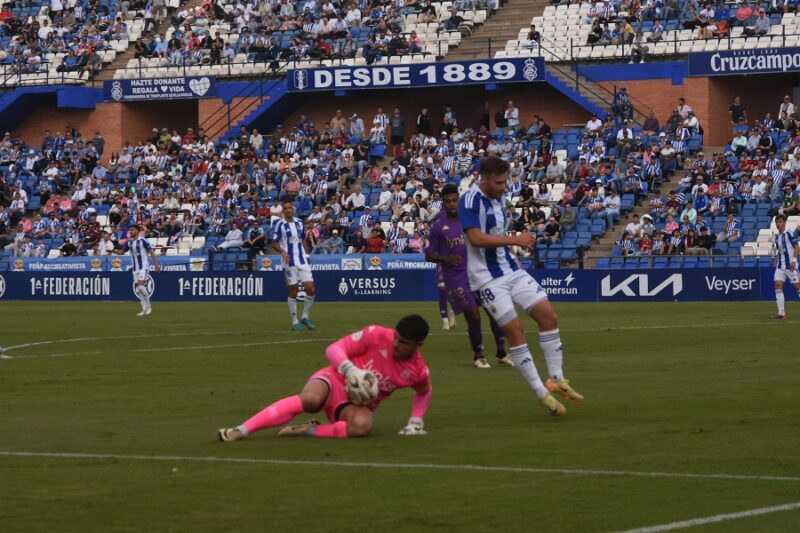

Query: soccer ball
[345,372,379,405]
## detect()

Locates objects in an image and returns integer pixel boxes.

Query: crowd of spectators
[0,93,693,263]
[4,90,798,264]
[131,0,488,69]
[610,92,800,257]
[0,0,130,76]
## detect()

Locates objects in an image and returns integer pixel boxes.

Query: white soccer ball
[346,372,379,405]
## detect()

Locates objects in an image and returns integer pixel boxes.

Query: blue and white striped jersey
[774,230,798,269]
[274,218,308,267]
[458,184,520,289]
[125,237,152,271]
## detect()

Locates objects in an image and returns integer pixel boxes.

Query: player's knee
[305,285,315,296]
[540,309,558,331]
[299,392,325,413]
[503,324,525,346]
[347,415,372,438]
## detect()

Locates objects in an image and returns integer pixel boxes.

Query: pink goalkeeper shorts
[309,367,350,423]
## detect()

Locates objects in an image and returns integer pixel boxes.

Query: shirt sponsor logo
[362,358,396,392]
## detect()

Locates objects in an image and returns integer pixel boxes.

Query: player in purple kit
[426,184,513,368]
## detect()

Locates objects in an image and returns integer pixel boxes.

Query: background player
[436,265,457,331]
[772,214,800,319]
[110,224,160,316]
[272,201,316,331]
[458,156,584,416]
[218,314,432,439]
[427,183,512,369]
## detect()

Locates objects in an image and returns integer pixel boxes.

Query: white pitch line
[1,451,799,483]
[614,501,800,532]
[0,322,779,360]
[10,351,103,359]
[132,338,336,353]
[0,331,242,353]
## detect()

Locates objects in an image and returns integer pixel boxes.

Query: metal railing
[200,76,286,141]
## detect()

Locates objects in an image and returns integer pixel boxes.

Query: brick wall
[595,74,799,147]
[278,84,587,137]
[14,100,198,161]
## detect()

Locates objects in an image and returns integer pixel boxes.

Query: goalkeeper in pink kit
[218,315,432,440]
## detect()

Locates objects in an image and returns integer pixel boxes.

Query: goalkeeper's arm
[399,381,432,436]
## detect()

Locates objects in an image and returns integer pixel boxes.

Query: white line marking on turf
[1,451,799,483]
[10,351,103,359]
[615,501,800,532]
[132,338,336,353]
[1,322,780,360]
[0,331,243,353]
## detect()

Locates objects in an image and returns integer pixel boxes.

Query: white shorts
[774,267,800,285]
[473,269,549,327]
[133,269,148,282]
[284,264,313,286]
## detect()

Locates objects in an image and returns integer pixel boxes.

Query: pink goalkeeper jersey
[335,325,430,409]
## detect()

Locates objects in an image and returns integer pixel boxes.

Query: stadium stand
[0,0,147,87]
[109,0,490,80]
[497,3,800,63]
[0,93,704,270]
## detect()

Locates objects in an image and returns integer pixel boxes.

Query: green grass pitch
[1,300,799,532]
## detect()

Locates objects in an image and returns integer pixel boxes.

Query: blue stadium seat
[668,257,684,268]
[624,257,640,268]
[596,258,610,268]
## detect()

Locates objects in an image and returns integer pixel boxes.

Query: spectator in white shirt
[375,183,393,211]
[504,100,520,130]
[96,232,115,255]
[216,224,244,249]
[751,175,768,202]
[585,113,603,135]
[345,185,366,212]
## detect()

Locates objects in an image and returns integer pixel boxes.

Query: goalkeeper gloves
[398,416,426,436]
[338,360,377,405]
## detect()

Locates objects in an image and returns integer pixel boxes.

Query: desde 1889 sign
[287,57,544,92]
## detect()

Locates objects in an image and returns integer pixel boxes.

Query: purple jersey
[426,211,468,280]
[427,211,476,314]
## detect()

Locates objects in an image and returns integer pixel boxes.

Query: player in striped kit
[427,183,511,368]
[272,200,316,331]
[772,214,800,320]
[110,224,160,316]
[458,156,583,417]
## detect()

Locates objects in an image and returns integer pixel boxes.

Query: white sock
[301,295,314,319]
[776,290,785,315]
[288,298,298,323]
[539,329,564,381]
[236,425,250,437]
[138,285,151,311]
[509,344,548,400]
[135,285,148,311]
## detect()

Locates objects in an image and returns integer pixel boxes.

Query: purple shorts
[445,279,477,315]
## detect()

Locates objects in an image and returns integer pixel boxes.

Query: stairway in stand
[447,0,549,61]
